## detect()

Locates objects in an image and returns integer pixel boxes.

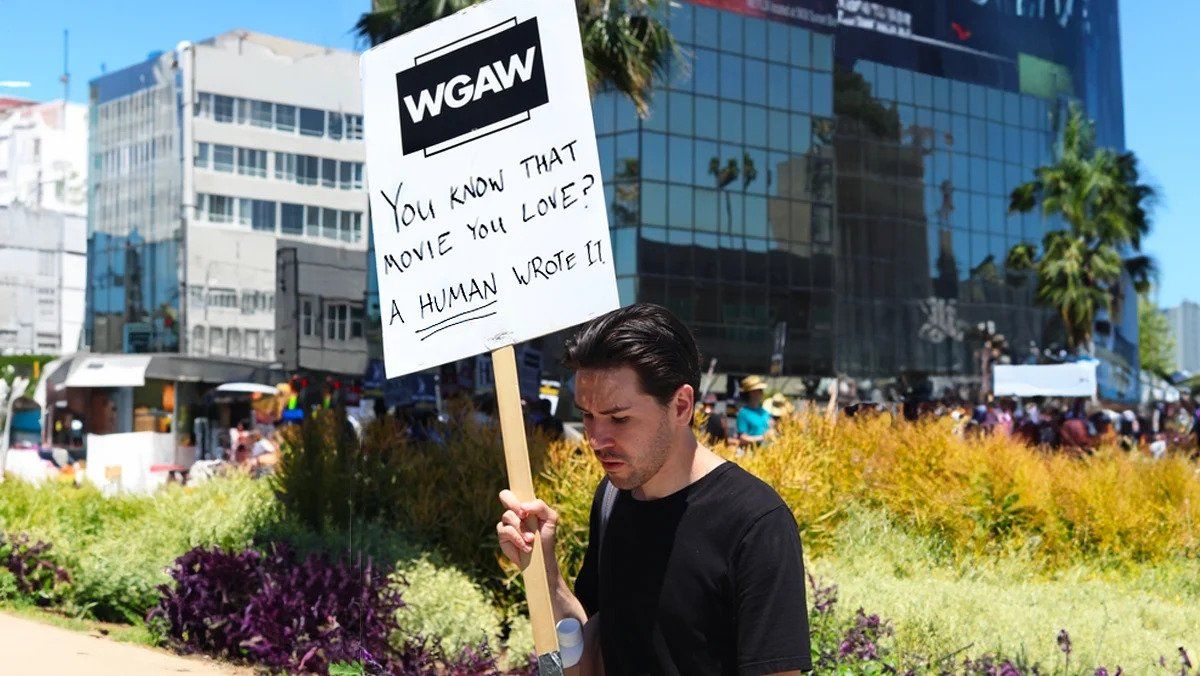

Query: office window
[194,142,209,168]
[207,195,233,223]
[297,154,319,185]
[262,331,274,360]
[192,326,206,355]
[237,148,267,177]
[280,203,304,235]
[339,162,353,190]
[351,211,363,242]
[299,108,325,137]
[322,208,338,240]
[353,163,364,190]
[350,306,364,339]
[207,288,237,308]
[213,95,234,122]
[235,98,250,125]
[228,329,242,358]
[238,198,252,227]
[275,104,296,132]
[300,298,315,336]
[246,331,260,360]
[339,210,355,242]
[328,112,343,140]
[346,114,363,139]
[275,152,297,181]
[213,144,235,173]
[326,303,349,341]
[250,100,273,127]
[250,199,277,232]
[305,206,321,237]
[196,92,213,118]
[209,327,225,355]
[321,158,336,188]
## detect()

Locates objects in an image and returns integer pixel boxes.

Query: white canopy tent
[993,362,1098,398]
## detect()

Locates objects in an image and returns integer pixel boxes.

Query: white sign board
[361,0,619,378]
[993,362,1098,398]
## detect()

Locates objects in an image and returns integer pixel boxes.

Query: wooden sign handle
[491,344,559,657]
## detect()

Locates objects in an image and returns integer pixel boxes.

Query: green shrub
[0,475,277,622]
[393,556,503,656]
[273,406,549,598]
[0,567,18,600]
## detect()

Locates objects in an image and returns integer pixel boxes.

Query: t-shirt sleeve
[732,505,812,674]
[573,480,605,616]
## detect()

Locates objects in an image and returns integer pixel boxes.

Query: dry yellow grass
[719,413,1200,568]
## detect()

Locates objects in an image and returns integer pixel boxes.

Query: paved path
[0,611,249,675]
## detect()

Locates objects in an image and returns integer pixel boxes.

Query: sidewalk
[0,611,249,675]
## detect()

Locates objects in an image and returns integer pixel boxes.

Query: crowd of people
[696,374,1200,460]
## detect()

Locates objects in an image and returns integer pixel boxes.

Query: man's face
[575,366,677,491]
[748,389,765,407]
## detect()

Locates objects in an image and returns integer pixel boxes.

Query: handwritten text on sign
[361,0,619,378]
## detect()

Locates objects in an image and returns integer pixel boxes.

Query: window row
[605,133,833,200]
[623,181,834,243]
[195,92,363,140]
[194,142,365,190]
[195,193,364,243]
[679,49,834,116]
[191,325,275,361]
[854,60,1054,130]
[669,3,835,71]
[189,286,277,315]
[299,298,364,342]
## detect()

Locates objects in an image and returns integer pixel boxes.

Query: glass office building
[599,0,1137,399]
[595,2,840,377]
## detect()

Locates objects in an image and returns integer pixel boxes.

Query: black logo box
[395,17,550,156]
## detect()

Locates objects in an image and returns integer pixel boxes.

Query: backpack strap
[597,478,618,571]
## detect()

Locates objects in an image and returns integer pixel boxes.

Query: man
[496,303,811,675]
[736,375,773,445]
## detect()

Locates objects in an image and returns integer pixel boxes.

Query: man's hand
[496,489,559,572]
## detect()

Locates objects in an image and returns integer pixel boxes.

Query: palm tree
[1006,103,1156,353]
[707,156,738,233]
[355,0,677,117]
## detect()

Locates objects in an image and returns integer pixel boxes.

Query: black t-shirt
[574,462,812,675]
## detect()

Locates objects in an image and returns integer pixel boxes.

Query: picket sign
[360,0,620,665]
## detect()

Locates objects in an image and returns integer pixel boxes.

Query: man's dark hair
[563,303,701,405]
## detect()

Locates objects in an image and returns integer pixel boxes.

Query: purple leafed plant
[806,571,838,615]
[0,532,71,604]
[148,544,413,673]
[837,608,892,661]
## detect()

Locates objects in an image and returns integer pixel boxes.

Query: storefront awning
[64,355,152,388]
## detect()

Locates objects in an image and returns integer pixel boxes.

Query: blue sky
[0,0,1194,308]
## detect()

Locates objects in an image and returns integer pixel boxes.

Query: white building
[0,100,87,215]
[0,205,87,354]
[87,30,368,372]
[1165,300,1200,375]
[0,100,88,354]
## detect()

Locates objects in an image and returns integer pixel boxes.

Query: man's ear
[673,384,695,425]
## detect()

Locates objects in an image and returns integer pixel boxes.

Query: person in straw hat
[766,392,795,422]
[736,374,772,446]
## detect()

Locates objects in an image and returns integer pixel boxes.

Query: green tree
[1006,103,1156,352]
[1138,294,1176,379]
[355,0,677,117]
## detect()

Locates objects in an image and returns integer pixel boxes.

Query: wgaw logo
[396,18,549,156]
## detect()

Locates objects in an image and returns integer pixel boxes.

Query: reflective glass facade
[595,2,838,375]
[87,57,184,353]
[604,0,1135,397]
